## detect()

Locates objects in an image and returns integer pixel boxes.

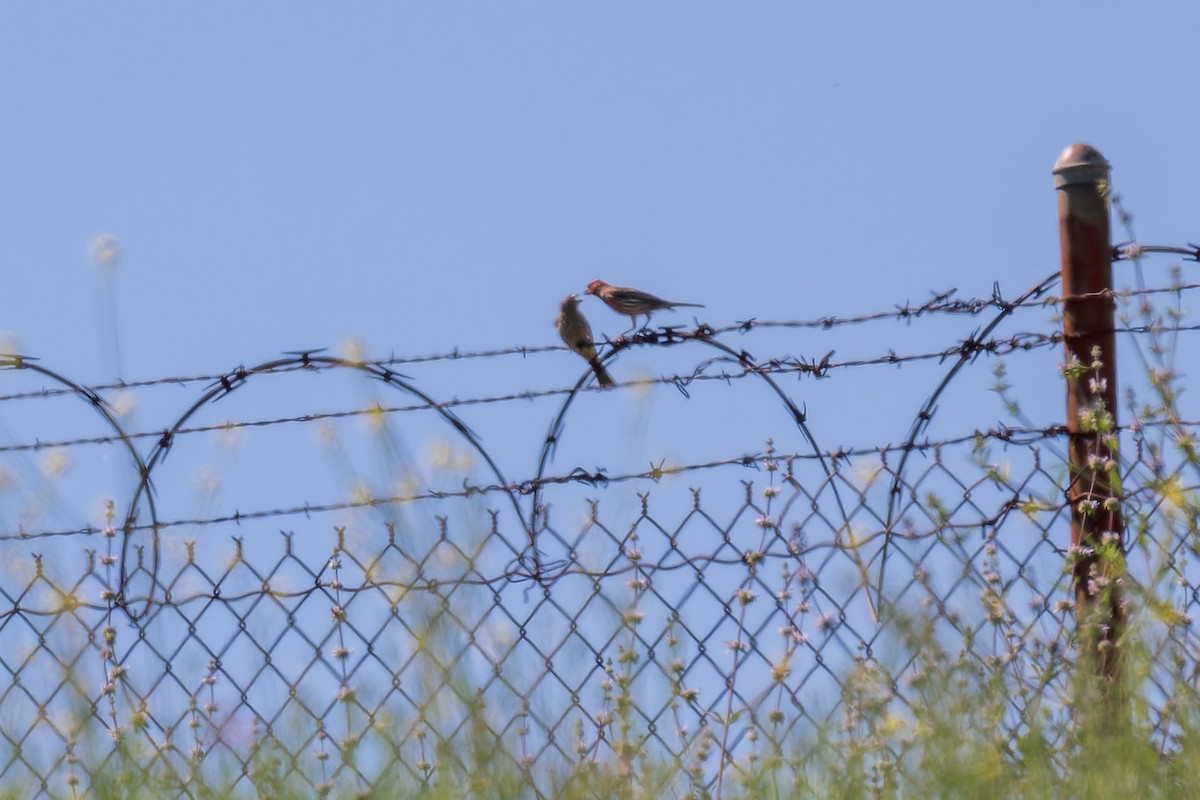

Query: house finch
[585,279,704,331]
[556,294,615,388]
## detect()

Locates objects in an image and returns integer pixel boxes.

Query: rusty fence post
[1053,143,1124,682]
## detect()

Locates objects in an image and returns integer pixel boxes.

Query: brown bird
[556,294,615,388]
[585,279,704,332]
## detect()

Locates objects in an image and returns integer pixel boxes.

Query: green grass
[6,603,1198,800]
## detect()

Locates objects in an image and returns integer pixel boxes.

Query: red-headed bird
[585,279,704,332]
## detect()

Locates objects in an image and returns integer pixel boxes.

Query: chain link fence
[0,251,1198,796]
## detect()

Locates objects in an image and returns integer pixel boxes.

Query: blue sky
[1,3,1197,560]
[0,0,1196,582]
[4,3,1198,379]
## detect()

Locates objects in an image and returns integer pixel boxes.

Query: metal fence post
[1053,143,1124,682]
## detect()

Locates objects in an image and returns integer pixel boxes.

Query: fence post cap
[1053,143,1110,188]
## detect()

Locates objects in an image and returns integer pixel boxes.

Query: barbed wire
[0,262,1187,622]
[0,344,1186,466]
[0,425,1073,543]
[0,266,1194,408]
[5,318,1198,462]
[0,247,1197,796]
[0,327,1066,457]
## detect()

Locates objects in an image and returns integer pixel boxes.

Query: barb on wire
[1113,242,1200,262]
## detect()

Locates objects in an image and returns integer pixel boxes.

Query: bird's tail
[671,301,705,308]
[589,358,615,388]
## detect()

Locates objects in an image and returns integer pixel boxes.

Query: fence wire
[0,253,1198,797]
